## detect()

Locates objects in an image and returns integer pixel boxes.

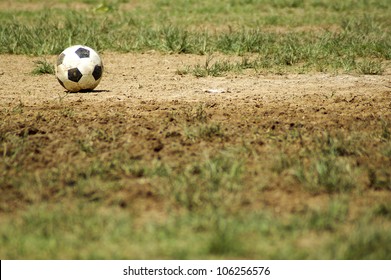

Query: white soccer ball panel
[55,45,103,92]
[61,52,81,70]
[88,52,102,66]
[77,61,95,75]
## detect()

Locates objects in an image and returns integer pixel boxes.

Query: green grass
[1,195,389,259]
[304,198,349,231]
[1,0,390,74]
[327,222,391,259]
[357,59,385,75]
[31,59,55,75]
[1,102,390,259]
[161,154,244,211]
[184,123,225,141]
[294,156,357,193]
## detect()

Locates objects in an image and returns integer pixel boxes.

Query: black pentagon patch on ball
[68,68,83,82]
[92,65,103,80]
[75,47,90,58]
[57,53,65,66]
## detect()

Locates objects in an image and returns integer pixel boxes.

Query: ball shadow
[65,89,111,94]
[82,89,111,93]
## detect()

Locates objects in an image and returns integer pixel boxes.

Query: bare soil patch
[1,53,390,217]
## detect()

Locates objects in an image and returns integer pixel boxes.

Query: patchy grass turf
[0,0,390,74]
[1,97,390,259]
[0,0,390,259]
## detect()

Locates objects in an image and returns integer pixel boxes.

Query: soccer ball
[55,45,103,92]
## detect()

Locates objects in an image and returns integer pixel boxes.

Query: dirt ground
[1,52,390,122]
[1,53,391,217]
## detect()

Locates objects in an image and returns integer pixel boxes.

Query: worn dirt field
[2,53,390,110]
[1,53,390,217]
